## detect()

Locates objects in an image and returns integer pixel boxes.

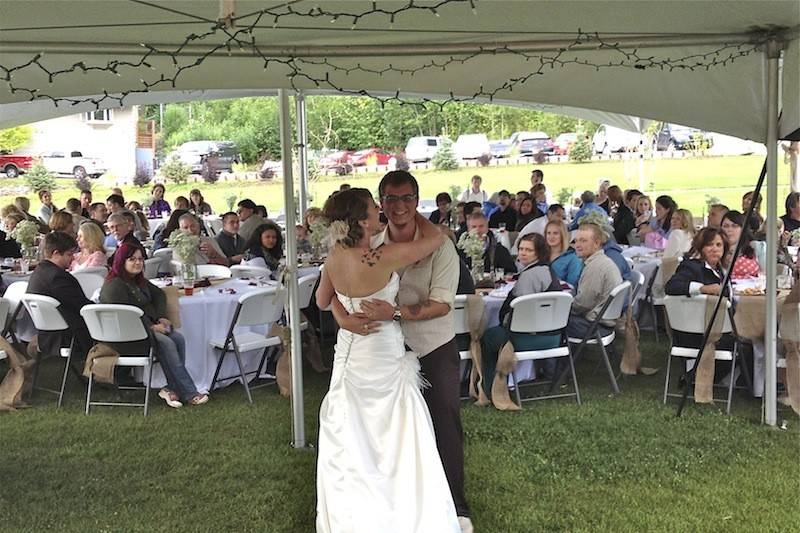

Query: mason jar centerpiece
[168,230,200,294]
[10,219,39,274]
[457,230,487,285]
[308,217,329,261]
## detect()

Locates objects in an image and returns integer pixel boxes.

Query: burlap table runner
[779,286,800,415]
[694,296,728,403]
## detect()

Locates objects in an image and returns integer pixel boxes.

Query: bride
[315,188,460,532]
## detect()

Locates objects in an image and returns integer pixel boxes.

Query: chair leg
[663,353,673,404]
[598,334,620,394]
[210,338,231,390]
[650,302,659,343]
[85,373,93,415]
[512,371,522,406]
[57,339,76,409]
[144,362,153,417]
[232,344,253,404]
[567,348,581,405]
[726,349,737,415]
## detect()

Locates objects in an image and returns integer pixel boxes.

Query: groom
[330,170,472,530]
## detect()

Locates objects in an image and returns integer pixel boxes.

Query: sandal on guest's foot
[158,388,183,408]
[188,394,209,406]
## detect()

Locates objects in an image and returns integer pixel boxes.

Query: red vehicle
[319,150,354,175]
[350,147,392,167]
[0,151,38,178]
[553,133,578,155]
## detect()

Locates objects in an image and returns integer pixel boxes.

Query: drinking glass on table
[494,267,505,282]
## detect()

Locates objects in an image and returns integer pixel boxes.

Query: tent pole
[295,91,309,220]
[764,40,781,426]
[279,88,306,447]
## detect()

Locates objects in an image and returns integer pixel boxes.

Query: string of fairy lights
[0,0,768,111]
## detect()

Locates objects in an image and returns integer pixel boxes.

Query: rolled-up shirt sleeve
[428,240,459,307]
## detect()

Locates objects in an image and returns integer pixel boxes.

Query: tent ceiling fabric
[0,1,797,140]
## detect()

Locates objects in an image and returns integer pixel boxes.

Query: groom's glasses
[382,194,418,204]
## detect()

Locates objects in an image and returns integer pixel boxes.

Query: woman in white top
[663,208,695,259]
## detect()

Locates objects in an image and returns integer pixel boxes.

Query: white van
[404,136,442,162]
[454,133,491,160]
[591,125,643,154]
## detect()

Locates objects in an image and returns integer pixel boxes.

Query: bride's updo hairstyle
[322,188,373,248]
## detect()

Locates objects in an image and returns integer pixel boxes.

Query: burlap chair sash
[464,295,490,405]
[82,343,120,384]
[0,337,35,411]
[779,296,800,415]
[620,307,641,376]
[694,296,728,403]
[490,340,521,411]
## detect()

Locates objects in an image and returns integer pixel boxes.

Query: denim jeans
[153,330,198,401]
[480,325,561,397]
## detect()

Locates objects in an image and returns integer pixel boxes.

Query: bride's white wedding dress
[316,272,460,533]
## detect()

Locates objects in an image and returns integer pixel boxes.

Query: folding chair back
[452,295,469,336]
[510,292,573,333]
[21,294,68,331]
[80,304,149,343]
[153,248,174,274]
[230,265,272,279]
[628,269,645,303]
[71,271,105,300]
[3,281,28,329]
[296,274,319,310]
[143,257,162,279]
[236,287,286,327]
[196,264,232,279]
[0,298,10,334]
[77,266,108,276]
[663,295,733,335]
[599,281,632,321]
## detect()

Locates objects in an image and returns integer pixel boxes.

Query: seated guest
[721,210,761,279]
[153,209,188,252]
[545,220,582,287]
[631,194,654,241]
[107,193,147,241]
[105,212,143,265]
[514,197,538,232]
[127,201,150,236]
[174,213,228,266]
[255,205,269,219]
[488,190,518,230]
[567,223,623,339]
[568,191,607,231]
[596,180,611,213]
[482,192,500,218]
[0,214,23,258]
[461,212,517,275]
[455,201,482,241]
[781,192,800,233]
[100,243,208,408]
[15,196,50,233]
[189,189,213,215]
[27,231,92,359]
[304,207,322,231]
[174,196,190,211]
[531,184,548,216]
[741,191,764,232]
[610,186,635,245]
[79,189,92,218]
[65,198,86,232]
[707,203,729,229]
[515,191,531,211]
[148,184,171,218]
[480,233,562,395]
[243,221,284,272]
[664,208,695,259]
[296,224,313,255]
[624,189,642,215]
[429,192,453,225]
[237,199,268,243]
[49,210,76,237]
[215,212,246,263]
[88,202,108,232]
[638,195,676,249]
[602,232,632,282]
[514,204,565,251]
[71,222,107,271]
[38,189,57,225]
[3,212,24,234]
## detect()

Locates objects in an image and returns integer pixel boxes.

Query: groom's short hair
[379,170,419,199]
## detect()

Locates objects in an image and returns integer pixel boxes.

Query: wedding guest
[105,212,143,265]
[49,210,75,237]
[243,221,284,271]
[175,213,228,266]
[488,190,517,230]
[14,196,49,233]
[664,208,695,259]
[567,223,623,339]
[79,189,92,218]
[65,198,86,231]
[638,195,676,250]
[338,183,351,192]
[152,209,187,252]
[126,201,150,236]
[629,194,653,244]
[459,175,488,204]
[295,224,313,255]
[514,204,565,248]
[455,201,481,241]
[707,203,729,229]
[482,192,499,218]
[480,233,562,396]
[568,191,606,231]
[27,231,92,360]
[3,212,24,234]
[781,192,800,233]
[546,219,582,287]
[38,189,57,224]
[531,184,548,216]
[237,199,268,243]
[741,191,764,232]
[530,168,544,187]
[597,179,611,213]
[462,212,516,274]
[71,222,107,271]
[304,207,322,231]
[514,197,538,232]
[174,196,190,210]
[625,189,643,213]
[0,214,23,258]
[111,187,124,197]
[100,242,208,408]
[88,202,108,232]
[215,211,246,263]
[189,189,213,215]
[429,192,453,225]
[107,193,146,241]
[255,205,269,219]
[148,183,171,218]
[721,210,761,279]
[611,186,636,245]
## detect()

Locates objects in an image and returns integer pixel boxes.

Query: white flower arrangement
[10,219,38,249]
[791,228,800,245]
[308,217,328,249]
[457,230,485,266]
[168,230,200,264]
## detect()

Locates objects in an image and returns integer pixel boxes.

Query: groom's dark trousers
[420,337,469,517]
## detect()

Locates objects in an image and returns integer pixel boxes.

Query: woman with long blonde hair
[545,219,582,287]
[71,222,107,271]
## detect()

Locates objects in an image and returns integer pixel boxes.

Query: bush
[432,138,458,171]
[393,153,410,171]
[556,187,573,206]
[161,155,192,185]
[477,153,492,167]
[74,174,92,192]
[132,163,152,188]
[568,136,592,163]
[24,163,57,193]
[448,184,463,201]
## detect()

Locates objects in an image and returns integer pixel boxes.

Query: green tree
[24,163,56,193]
[432,138,458,171]
[161,155,192,185]
[0,126,32,152]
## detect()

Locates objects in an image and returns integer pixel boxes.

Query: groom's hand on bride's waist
[359,299,395,322]
[330,298,382,336]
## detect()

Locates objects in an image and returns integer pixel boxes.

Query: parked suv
[654,123,713,151]
[171,140,240,173]
[41,150,106,179]
[509,131,554,155]
[404,136,442,162]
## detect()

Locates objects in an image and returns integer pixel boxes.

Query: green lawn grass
[1,332,797,532]
[1,155,790,222]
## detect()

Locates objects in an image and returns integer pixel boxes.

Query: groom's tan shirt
[372,226,459,357]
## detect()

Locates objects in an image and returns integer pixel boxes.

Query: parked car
[40,150,106,179]
[0,151,38,178]
[591,125,643,154]
[553,132,578,155]
[404,136,442,162]
[454,134,491,160]
[319,150,354,175]
[350,148,392,167]
[170,140,240,174]
[654,123,714,151]
[489,139,512,158]
[510,131,554,155]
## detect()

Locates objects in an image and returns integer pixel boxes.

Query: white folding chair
[80,304,155,416]
[20,294,74,407]
[71,271,105,300]
[2,281,28,344]
[663,295,741,414]
[143,257,162,279]
[196,264,232,279]
[230,264,272,279]
[628,269,646,306]
[566,281,632,394]
[153,247,174,274]
[296,273,319,332]
[76,266,108,276]
[209,287,286,403]
[510,292,580,405]
[0,298,9,361]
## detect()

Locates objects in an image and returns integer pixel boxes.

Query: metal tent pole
[279,88,306,447]
[295,91,309,219]
[764,40,782,426]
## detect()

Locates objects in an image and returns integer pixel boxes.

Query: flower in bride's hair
[328,220,351,245]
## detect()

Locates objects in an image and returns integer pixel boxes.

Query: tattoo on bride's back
[361,248,382,267]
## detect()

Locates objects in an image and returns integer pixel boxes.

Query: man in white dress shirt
[459,175,487,204]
